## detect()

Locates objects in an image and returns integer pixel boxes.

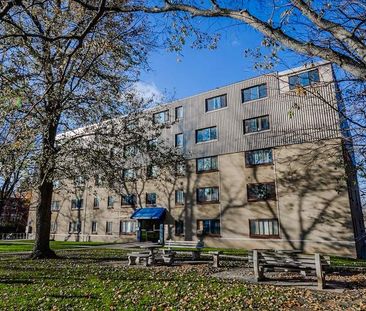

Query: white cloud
[132,81,163,104]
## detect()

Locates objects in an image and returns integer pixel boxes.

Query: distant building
[28,62,366,258]
[0,197,30,233]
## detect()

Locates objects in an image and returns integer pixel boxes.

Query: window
[93,196,100,208]
[51,201,60,211]
[175,190,185,205]
[95,175,102,186]
[175,106,183,120]
[53,180,60,189]
[245,149,273,167]
[122,168,136,181]
[124,144,138,157]
[153,110,169,124]
[106,221,113,234]
[244,115,270,134]
[196,156,218,173]
[50,221,57,233]
[121,194,136,206]
[146,193,157,205]
[197,187,219,203]
[74,176,85,187]
[68,221,81,233]
[91,221,97,234]
[175,220,184,236]
[126,120,138,131]
[147,165,159,178]
[197,219,220,236]
[289,69,320,90]
[175,133,183,148]
[242,83,267,102]
[249,219,279,238]
[196,126,217,143]
[120,220,137,234]
[71,198,83,209]
[148,139,158,150]
[175,163,186,176]
[205,94,227,112]
[247,182,276,201]
[107,196,114,208]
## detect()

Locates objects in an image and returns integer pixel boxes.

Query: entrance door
[139,220,162,242]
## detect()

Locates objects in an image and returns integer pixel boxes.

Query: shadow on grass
[0,278,35,284]
[48,294,99,300]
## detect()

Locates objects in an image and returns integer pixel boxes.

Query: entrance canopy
[130,207,166,220]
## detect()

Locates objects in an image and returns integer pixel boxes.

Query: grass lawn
[0,249,366,310]
[0,241,112,253]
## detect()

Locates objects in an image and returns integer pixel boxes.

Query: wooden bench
[127,252,151,266]
[165,240,204,260]
[249,249,331,289]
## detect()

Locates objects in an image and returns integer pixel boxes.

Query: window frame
[241,83,267,103]
[195,126,218,143]
[71,198,83,210]
[175,133,183,148]
[245,148,273,167]
[146,192,157,206]
[106,221,113,235]
[50,221,57,233]
[196,156,219,173]
[91,221,98,234]
[205,94,227,112]
[196,219,221,237]
[243,115,270,134]
[247,182,276,202]
[107,196,114,208]
[51,200,60,211]
[121,194,136,206]
[153,110,169,124]
[119,220,137,235]
[93,196,100,209]
[249,218,280,239]
[196,187,220,204]
[122,168,137,181]
[175,190,185,205]
[175,106,184,121]
[288,69,320,90]
[147,165,159,179]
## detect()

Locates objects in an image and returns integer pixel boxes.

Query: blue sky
[139,16,301,101]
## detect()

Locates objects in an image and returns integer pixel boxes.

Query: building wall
[27,138,359,256]
[27,62,365,257]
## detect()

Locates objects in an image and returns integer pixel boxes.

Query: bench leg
[212,254,220,268]
[192,251,200,260]
[253,250,264,281]
[143,257,151,267]
[128,256,136,266]
[148,254,155,266]
[315,253,325,289]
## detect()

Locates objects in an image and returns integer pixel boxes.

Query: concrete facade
[27,62,366,257]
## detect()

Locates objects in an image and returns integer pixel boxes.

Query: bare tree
[0,1,154,258]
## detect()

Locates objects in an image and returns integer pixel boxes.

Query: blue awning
[130,208,166,220]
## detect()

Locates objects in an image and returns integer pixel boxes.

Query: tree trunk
[29,116,59,259]
[30,178,57,259]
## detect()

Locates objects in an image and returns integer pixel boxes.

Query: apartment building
[27,62,366,258]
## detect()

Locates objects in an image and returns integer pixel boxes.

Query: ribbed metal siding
[159,64,340,160]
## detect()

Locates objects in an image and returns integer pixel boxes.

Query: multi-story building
[27,62,366,258]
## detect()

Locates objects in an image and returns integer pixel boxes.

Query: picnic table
[139,244,161,265]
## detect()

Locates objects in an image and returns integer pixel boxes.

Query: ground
[1,246,366,310]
